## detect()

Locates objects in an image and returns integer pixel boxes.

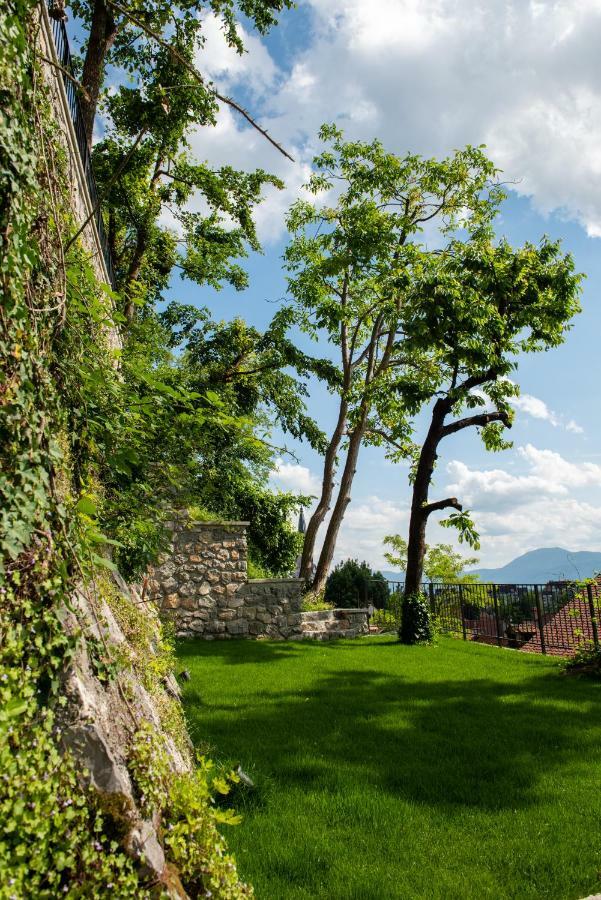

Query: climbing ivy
[0,2,251,895]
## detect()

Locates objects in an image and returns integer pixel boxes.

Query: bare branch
[423,497,462,516]
[442,409,511,437]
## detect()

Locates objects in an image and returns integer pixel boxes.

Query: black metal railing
[367,579,601,656]
[46,5,116,288]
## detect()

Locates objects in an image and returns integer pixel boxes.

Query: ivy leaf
[76,496,97,517]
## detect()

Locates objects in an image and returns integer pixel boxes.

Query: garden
[179,635,601,899]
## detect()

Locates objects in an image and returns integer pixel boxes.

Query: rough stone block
[228,596,245,609]
[227,619,249,635]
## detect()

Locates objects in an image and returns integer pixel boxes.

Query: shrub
[562,645,601,678]
[400,592,434,645]
[324,559,389,609]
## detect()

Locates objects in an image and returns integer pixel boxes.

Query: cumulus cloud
[512,393,584,434]
[443,443,601,565]
[333,496,409,568]
[188,0,601,242]
[271,458,321,495]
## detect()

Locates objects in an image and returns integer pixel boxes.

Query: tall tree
[91,42,282,323]
[70,0,293,150]
[399,236,582,599]
[284,126,503,593]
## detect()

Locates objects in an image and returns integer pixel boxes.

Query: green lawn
[177,636,601,900]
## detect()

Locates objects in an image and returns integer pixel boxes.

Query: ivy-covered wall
[0,3,252,896]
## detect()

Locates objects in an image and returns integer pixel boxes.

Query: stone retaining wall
[149,517,370,641]
[299,608,370,640]
[148,519,304,639]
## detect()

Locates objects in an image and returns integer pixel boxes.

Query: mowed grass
[177,636,601,900]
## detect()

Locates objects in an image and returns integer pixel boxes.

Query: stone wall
[148,518,370,641]
[299,608,370,640]
[149,519,305,639]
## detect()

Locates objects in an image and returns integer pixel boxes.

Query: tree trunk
[404,398,449,596]
[80,0,117,149]
[299,396,348,583]
[311,412,367,595]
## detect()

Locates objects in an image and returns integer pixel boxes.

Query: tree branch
[107,0,294,162]
[441,409,511,437]
[423,497,462,516]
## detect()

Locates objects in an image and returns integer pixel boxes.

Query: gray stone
[61,723,132,796]
[126,819,165,878]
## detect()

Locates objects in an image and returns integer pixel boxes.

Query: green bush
[324,559,389,609]
[400,592,434,645]
[562,645,601,679]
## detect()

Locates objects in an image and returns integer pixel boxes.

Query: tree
[284,126,504,593]
[155,302,329,575]
[400,236,582,597]
[324,559,389,609]
[70,0,293,150]
[92,73,281,323]
[383,535,479,584]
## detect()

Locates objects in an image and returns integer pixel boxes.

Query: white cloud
[271,458,321,495]
[198,13,278,95]
[512,393,584,434]
[443,443,601,565]
[190,0,601,242]
[333,495,408,568]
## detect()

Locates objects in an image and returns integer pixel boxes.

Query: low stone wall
[299,609,370,640]
[149,516,370,642]
[149,519,304,640]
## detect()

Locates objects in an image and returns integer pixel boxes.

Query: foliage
[383,535,479,583]
[399,593,434,645]
[0,4,254,893]
[128,722,252,897]
[562,645,601,679]
[285,125,504,588]
[301,591,332,612]
[324,559,389,609]
[370,590,403,630]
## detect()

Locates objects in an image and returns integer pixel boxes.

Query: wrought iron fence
[368,579,601,656]
[46,5,116,288]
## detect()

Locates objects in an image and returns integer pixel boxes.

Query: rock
[125,819,165,879]
[163,673,182,699]
[61,723,132,796]
[178,669,191,682]
[236,766,255,788]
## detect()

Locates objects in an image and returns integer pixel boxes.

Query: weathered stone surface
[125,819,165,879]
[149,518,368,642]
[61,723,132,796]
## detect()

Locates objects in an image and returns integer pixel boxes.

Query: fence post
[458,583,467,640]
[534,585,546,655]
[586,583,600,651]
[492,583,502,647]
[428,582,436,616]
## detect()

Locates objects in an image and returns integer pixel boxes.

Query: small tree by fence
[370,579,601,656]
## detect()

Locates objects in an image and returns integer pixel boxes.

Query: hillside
[381,548,601,585]
[469,547,601,584]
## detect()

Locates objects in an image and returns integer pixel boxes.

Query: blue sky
[87,0,601,570]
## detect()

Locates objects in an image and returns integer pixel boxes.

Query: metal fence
[46,5,116,288]
[370,580,601,656]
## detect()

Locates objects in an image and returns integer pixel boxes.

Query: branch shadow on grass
[180,642,601,814]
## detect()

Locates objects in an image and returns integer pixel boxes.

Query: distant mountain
[379,548,601,586]
[469,548,601,585]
